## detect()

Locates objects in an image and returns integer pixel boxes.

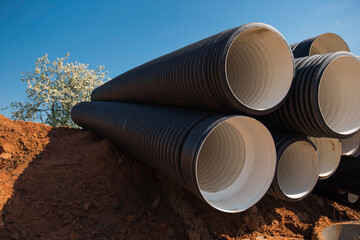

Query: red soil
[0,115,359,239]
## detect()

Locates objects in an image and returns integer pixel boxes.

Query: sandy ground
[0,115,359,239]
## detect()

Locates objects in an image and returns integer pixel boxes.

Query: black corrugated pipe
[336,156,360,177]
[291,33,350,58]
[91,23,294,116]
[268,134,319,201]
[308,137,341,179]
[341,131,360,156]
[315,184,359,206]
[322,172,360,195]
[260,52,360,138]
[71,102,277,213]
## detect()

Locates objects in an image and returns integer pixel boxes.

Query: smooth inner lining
[196,116,276,212]
[318,56,360,135]
[310,33,350,55]
[277,141,319,199]
[226,27,293,111]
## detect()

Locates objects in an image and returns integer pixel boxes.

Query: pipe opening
[196,116,276,212]
[277,141,319,200]
[309,137,341,179]
[309,33,350,55]
[348,193,359,203]
[341,131,360,156]
[318,55,360,135]
[226,27,293,111]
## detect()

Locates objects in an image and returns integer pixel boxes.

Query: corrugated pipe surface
[336,156,360,177]
[71,102,276,213]
[260,52,360,138]
[322,172,360,195]
[315,184,360,206]
[309,137,341,179]
[341,131,360,156]
[290,33,350,58]
[91,23,294,116]
[268,134,319,201]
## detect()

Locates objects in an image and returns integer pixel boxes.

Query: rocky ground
[0,115,359,239]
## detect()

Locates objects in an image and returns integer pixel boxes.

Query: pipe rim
[309,137,341,179]
[317,54,360,136]
[276,140,319,200]
[341,131,360,156]
[194,116,276,213]
[309,33,350,55]
[223,23,294,114]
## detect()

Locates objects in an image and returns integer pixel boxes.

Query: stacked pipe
[71,22,360,213]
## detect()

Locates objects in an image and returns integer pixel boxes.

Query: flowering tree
[9,53,109,127]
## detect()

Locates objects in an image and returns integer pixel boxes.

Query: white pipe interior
[309,137,341,179]
[322,223,360,240]
[277,141,319,200]
[341,131,360,156]
[347,193,359,203]
[225,27,293,111]
[196,116,276,213]
[309,33,350,55]
[318,55,360,135]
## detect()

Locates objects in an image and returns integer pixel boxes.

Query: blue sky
[1,0,359,118]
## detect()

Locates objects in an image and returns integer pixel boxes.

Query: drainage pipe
[341,131,360,156]
[268,134,319,201]
[260,52,360,138]
[71,102,276,213]
[309,137,341,179]
[291,33,350,58]
[91,23,294,116]
[336,156,360,177]
[315,184,360,206]
[322,172,360,195]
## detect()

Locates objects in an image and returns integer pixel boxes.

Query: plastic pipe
[315,184,359,206]
[291,33,350,58]
[322,172,360,195]
[341,131,360,156]
[268,134,319,201]
[309,137,341,179]
[91,23,294,116]
[336,156,360,177]
[261,52,360,138]
[71,102,276,213]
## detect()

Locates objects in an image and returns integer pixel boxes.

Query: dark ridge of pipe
[336,156,360,177]
[71,101,277,213]
[268,133,319,202]
[314,184,359,207]
[91,23,294,116]
[290,33,350,58]
[259,52,360,138]
[322,172,360,195]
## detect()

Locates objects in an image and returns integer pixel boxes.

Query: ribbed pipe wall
[290,33,350,58]
[71,102,277,213]
[322,172,360,195]
[268,134,319,201]
[336,156,360,176]
[260,52,360,138]
[91,23,294,116]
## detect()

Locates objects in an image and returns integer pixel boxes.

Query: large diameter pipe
[71,102,276,213]
[91,23,294,116]
[322,172,360,195]
[291,33,350,58]
[336,156,360,177]
[268,134,319,201]
[260,52,360,138]
[341,131,360,156]
[309,137,341,179]
[315,184,360,206]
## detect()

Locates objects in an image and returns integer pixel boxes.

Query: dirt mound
[0,115,359,239]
